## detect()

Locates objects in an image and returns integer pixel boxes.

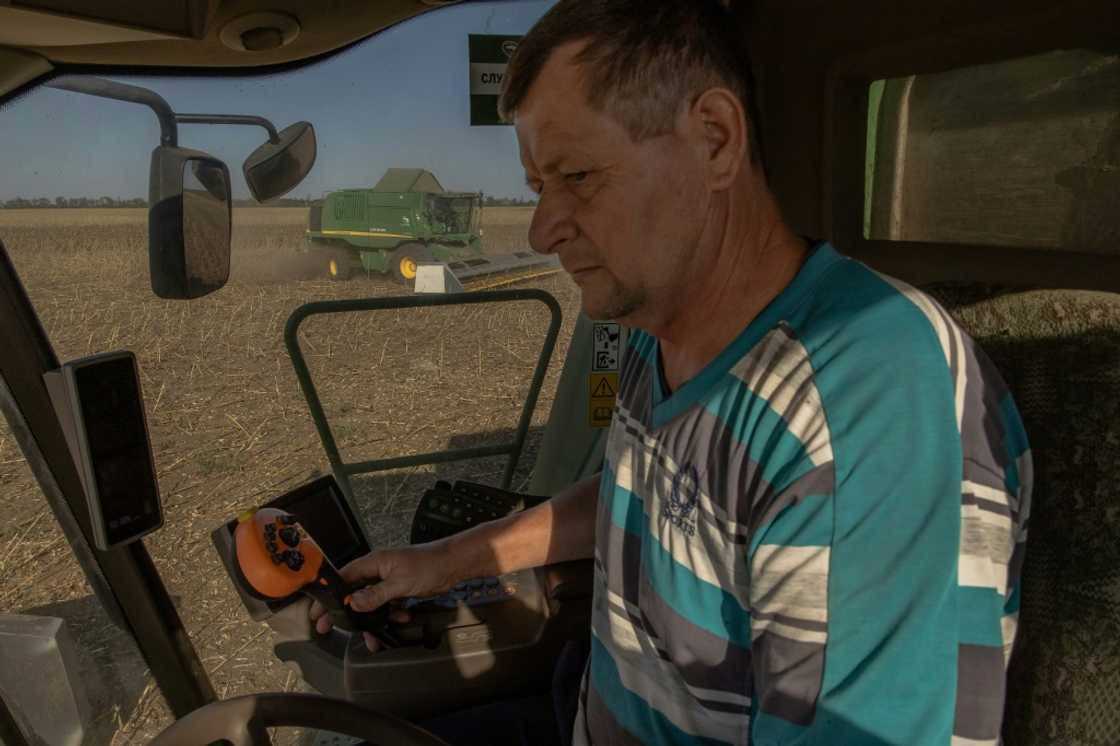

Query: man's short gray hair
[499,0,762,164]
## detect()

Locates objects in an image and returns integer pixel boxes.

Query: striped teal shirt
[573,243,1031,746]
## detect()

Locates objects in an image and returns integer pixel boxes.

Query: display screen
[73,356,161,546]
[272,477,365,568]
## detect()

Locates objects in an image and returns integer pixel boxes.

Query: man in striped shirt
[574,243,1030,745]
[313,1,1031,743]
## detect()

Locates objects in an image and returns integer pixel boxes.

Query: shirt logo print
[664,463,699,537]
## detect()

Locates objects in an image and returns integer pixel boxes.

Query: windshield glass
[428,195,476,234]
[0,2,568,742]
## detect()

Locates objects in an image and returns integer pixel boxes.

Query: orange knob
[234,508,326,599]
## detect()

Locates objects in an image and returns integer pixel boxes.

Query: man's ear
[689,87,749,191]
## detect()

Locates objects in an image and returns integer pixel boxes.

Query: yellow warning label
[589,372,619,428]
[591,374,616,398]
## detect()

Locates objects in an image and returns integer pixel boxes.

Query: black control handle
[305,563,398,644]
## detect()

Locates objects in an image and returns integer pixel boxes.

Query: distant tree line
[3,195,538,209]
[0,196,317,209]
[482,196,538,207]
[1,196,147,209]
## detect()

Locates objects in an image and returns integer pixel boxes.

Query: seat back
[928,285,1120,745]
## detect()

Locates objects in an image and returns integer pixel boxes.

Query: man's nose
[528,191,578,255]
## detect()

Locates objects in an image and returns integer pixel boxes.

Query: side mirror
[243,121,317,202]
[148,146,232,299]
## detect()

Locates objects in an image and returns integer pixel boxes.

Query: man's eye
[565,171,590,183]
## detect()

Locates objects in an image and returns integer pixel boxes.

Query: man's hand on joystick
[309,541,458,652]
[235,508,414,648]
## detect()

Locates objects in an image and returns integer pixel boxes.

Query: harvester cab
[305,168,486,283]
[0,1,1119,745]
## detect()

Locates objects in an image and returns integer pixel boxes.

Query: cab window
[0,2,561,741]
[865,48,1120,253]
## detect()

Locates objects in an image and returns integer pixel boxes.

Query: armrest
[542,559,594,602]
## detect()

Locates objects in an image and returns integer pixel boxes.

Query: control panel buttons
[283,550,305,571]
[279,527,301,548]
[410,480,547,545]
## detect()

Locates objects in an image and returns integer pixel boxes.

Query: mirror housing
[243,121,317,202]
[148,146,232,299]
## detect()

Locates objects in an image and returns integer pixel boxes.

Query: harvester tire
[327,253,354,281]
[390,243,431,284]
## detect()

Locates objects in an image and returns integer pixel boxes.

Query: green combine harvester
[305,168,484,282]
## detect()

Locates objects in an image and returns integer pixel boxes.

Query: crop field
[0,206,580,742]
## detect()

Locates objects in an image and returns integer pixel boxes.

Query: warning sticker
[591,374,616,398]
[589,323,621,427]
[592,322,621,372]
[589,372,619,428]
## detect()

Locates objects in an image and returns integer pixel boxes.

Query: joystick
[232,507,406,646]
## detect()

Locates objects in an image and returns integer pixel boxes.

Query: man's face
[515,43,710,324]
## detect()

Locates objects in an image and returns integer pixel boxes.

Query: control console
[231,506,408,646]
[211,474,589,719]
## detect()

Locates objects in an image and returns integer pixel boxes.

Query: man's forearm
[438,473,600,582]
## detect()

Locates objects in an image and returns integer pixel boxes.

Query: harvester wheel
[390,244,431,284]
[326,254,353,281]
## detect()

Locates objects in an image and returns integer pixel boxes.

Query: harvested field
[0,206,578,742]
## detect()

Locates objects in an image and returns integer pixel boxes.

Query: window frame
[825,8,1120,291]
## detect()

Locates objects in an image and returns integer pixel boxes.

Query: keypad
[410,480,547,545]
[403,575,518,610]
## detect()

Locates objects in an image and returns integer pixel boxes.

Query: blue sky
[0,0,555,202]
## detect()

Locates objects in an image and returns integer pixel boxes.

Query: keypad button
[279,527,300,548]
[467,578,483,588]
[484,577,500,587]
[451,590,468,601]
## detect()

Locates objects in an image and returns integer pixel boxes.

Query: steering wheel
[149,692,450,746]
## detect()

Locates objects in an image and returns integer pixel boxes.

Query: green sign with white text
[469,34,522,126]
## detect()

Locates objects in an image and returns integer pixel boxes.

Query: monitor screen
[73,355,161,546]
[272,477,365,568]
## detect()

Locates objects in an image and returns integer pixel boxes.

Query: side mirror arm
[175,113,281,144]
[44,77,287,147]
[46,75,178,147]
